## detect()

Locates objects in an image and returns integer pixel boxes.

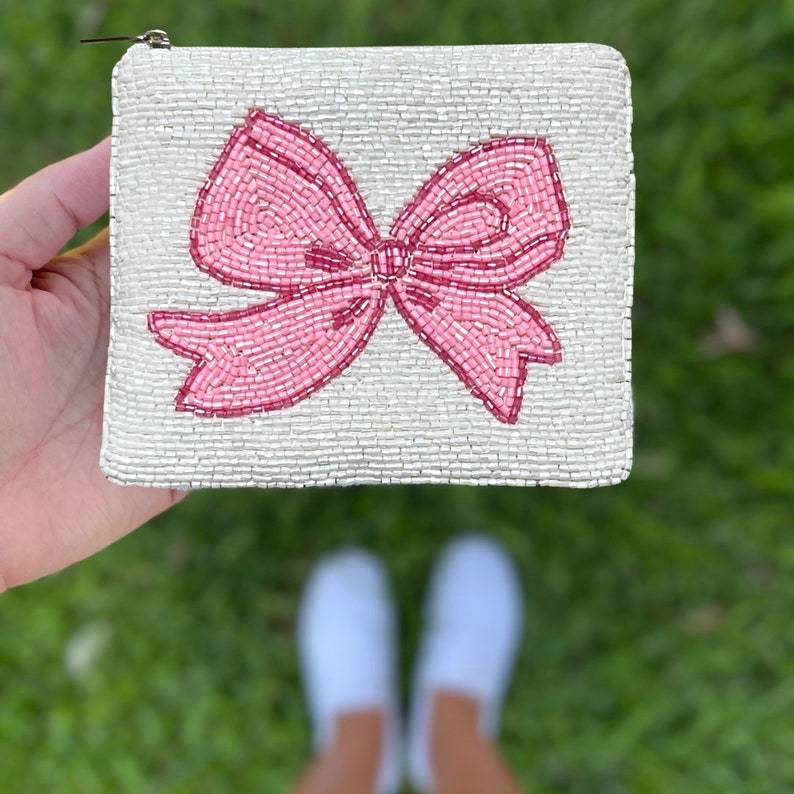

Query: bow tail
[148,308,256,415]
[149,309,231,360]
[393,282,561,424]
[148,285,384,418]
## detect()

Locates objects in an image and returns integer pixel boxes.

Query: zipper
[80,29,171,49]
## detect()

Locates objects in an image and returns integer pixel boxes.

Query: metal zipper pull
[80,29,171,49]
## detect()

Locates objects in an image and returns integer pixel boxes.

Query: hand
[0,139,187,592]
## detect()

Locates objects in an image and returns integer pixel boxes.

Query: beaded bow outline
[149,109,570,423]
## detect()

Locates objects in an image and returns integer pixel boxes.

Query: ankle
[432,690,481,736]
[430,692,524,794]
[330,710,385,794]
[431,691,483,776]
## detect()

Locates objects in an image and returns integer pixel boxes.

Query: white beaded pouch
[101,32,634,488]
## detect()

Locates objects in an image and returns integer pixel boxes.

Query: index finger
[0,137,110,282]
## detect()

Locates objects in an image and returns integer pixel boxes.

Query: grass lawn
[1,1,793,792]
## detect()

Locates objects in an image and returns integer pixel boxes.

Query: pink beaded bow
[149,110,570,423]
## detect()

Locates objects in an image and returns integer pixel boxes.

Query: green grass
[1,0,793,792]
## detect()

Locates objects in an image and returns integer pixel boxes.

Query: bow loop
[189,109,378,292]
[391,137,570,291]
[401,192,511,253]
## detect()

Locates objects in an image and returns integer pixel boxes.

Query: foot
[297,549,402,794]
[407,534,525,793]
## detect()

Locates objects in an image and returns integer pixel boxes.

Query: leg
[408,534,528,794]
[292,549,402,794]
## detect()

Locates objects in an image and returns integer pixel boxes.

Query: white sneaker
[407,533,525,793]
[297,548,402,794]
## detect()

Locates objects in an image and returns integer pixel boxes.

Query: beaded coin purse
[100,32,634,488]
